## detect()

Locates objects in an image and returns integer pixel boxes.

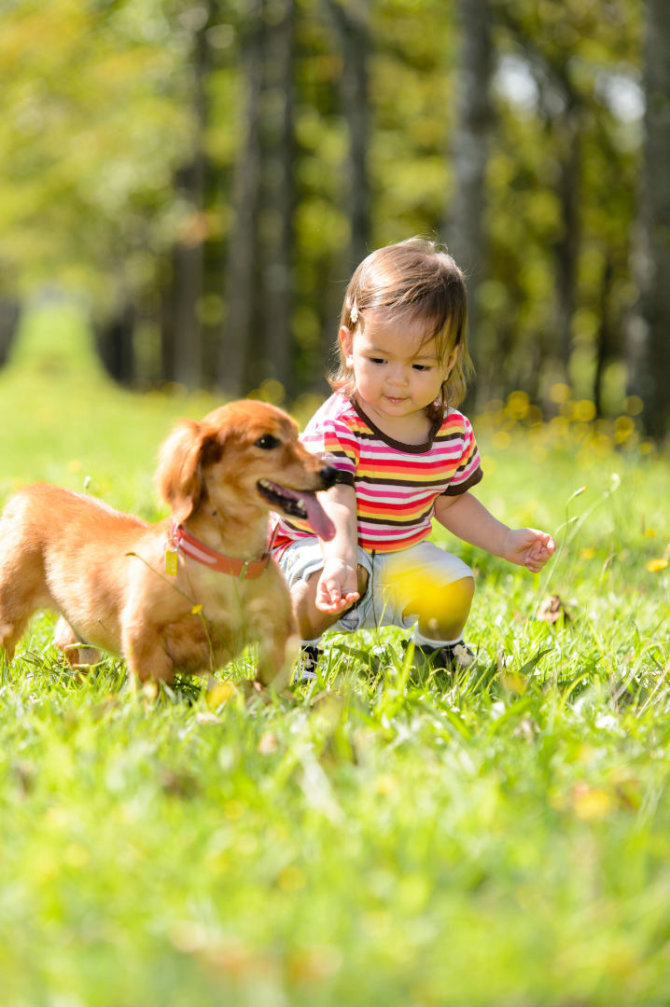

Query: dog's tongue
[302,493,335,541]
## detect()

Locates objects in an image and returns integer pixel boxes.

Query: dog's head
[156,400,337,538]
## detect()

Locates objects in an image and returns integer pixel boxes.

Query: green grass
[1,302,669,1006]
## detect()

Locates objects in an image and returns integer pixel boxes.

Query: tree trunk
[172,7,210,390]
[553,107,581,384]
[255,0,296,397]
[593,256,614,417]
[627,0,670,440]
[96,298,136,384]
[445,0,493,393]
[218,0,264,398]
[323,0,371,272]
[0,298,20,368]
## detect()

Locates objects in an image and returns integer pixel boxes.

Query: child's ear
[444,346,460,376]
[339,326,354,366]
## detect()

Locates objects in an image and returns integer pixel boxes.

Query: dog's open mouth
[258,480,335,541]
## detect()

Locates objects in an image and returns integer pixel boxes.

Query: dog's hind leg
[54,617,102,670]
[0,611,30,662]
[0,573,39,662]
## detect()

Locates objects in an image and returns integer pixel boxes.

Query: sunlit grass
[0,301,669,1005]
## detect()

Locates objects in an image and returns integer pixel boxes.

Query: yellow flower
[207,680,237,709]
[572,784,614,822]
[579,547,596,561]
[646,559,668,573]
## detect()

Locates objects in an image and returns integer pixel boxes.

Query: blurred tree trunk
[255,0,296,396]
[593,256,614,417]
[553,107,581,384]
[171,5,210,390]
[445,0,493,400]
[627,0,670,440]
[218,0,264,398]
[323,0,371,271]
[0,298,20,368]
[96,297,136,384]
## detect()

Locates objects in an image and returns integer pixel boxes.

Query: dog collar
[167,522,270,579]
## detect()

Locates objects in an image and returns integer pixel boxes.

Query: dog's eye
[255,434,280,450]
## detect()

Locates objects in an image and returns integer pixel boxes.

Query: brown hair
[330,237,472,415]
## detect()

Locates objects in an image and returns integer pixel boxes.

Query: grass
[1,301,669,1006]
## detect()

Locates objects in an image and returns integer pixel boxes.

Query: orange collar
[169,522,270,579]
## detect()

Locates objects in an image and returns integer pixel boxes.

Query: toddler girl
[272,238,555,678]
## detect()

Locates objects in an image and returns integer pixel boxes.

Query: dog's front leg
[122,621,175,684]
[255,621,300,690]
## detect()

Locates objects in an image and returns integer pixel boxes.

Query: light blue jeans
[276,538,473,635]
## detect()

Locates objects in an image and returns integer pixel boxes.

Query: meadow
[1,302,669,1006]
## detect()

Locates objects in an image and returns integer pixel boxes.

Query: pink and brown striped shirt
[272,392,483,555]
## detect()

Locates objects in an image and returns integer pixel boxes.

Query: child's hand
[315,558,360,614]
[503,528,556,573]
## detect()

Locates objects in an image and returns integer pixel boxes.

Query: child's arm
[314,483,361,613]
[434,492,555,573]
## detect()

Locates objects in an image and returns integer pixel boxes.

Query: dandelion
[572,784,614,822]
[625,395,644,416]
[579,547,596,561]
[646,559,668,573]
[549,383,571,404]
[505,390,530,421]
[207,680,237,709]
[573,399,596,423]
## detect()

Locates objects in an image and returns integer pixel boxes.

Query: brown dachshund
[0,400,336,686]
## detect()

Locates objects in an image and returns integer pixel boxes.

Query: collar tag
[165,544,179,577]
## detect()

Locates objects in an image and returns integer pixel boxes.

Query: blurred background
[1,0,668,438]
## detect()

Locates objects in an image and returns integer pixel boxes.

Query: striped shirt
[272,392,483,555]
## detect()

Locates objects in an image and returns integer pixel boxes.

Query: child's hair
[330,237,472,413]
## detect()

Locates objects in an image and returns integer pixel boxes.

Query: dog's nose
[319,465,339,489]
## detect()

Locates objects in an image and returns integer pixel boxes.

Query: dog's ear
[155,420,222,523]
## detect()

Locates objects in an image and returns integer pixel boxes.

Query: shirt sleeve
[302,414,359,486]
[442,414,483,496]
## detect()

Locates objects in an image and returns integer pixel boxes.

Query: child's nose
[388,364,408,385]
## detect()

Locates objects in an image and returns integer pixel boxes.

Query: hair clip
[350,304,359,325]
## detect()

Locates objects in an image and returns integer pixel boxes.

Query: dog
[0,400,337,687]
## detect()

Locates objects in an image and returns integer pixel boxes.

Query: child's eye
[412,364,431,372]
[369,357,386,365]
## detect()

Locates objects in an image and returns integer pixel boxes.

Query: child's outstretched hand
[503,528,555,573]
[315,558,361,614]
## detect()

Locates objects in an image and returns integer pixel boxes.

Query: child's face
[340,311,456,427]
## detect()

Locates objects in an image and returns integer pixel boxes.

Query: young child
[272,238,555,678]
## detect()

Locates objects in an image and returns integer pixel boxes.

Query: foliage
[0,305,669,1005]
[0,0,652,424]
[0,0,192,303]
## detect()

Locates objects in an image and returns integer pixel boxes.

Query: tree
[218,0,264,397]
[627,0,670,440]
[323,0,372,273]
[445,0,494,398]
[169,2,212,391]
[256,0,296,395]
